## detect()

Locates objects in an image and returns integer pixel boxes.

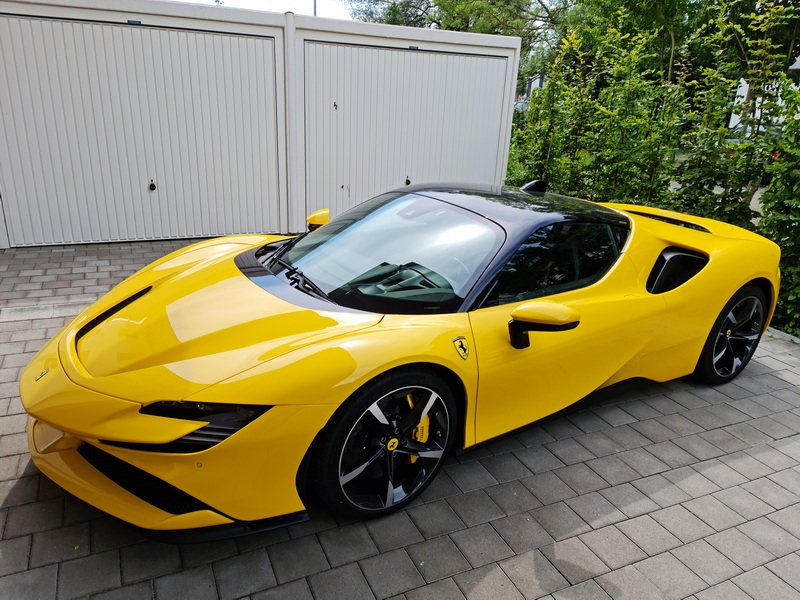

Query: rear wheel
[315,368,455,518]
[694,284,767,385]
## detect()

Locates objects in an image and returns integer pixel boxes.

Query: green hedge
[507,2,799,337]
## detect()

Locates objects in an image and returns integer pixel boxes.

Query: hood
[63,246,381,402]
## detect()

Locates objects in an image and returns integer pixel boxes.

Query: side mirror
[508,301,580,349]
[306,208,330,231]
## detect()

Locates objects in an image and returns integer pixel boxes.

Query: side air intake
[78,443,213,515]
[647,248,709,294]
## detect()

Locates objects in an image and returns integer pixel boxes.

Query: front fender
[186,312,479,445]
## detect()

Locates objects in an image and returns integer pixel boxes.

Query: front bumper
[29,419,309,541]
[28,418,234,531]
[22,337,338,533]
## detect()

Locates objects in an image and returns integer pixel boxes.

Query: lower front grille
[78,443,213,515]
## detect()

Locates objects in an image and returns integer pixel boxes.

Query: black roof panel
[396,183,629,238]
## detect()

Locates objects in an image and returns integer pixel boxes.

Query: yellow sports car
[21,183,780,540]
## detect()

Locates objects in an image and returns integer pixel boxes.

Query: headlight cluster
[102,402,271,453]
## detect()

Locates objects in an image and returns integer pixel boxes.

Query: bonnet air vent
[75,286,152,345]
[647,248,709,294]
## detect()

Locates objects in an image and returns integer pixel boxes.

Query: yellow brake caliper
[407,393,429,464]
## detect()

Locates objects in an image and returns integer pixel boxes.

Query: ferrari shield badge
[453,336,469,360]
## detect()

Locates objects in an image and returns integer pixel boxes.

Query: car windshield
[275,193,504,314]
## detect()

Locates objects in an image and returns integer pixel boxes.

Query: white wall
[0,0,520,247]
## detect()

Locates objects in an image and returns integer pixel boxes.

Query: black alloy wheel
[315,368,455,517]
[694,284,767,384]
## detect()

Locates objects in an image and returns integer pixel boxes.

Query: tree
[580,0,702,82]
[345,0,436,26]
[508,0,799,335]
[507,23,685,204]
[344,0,577,56]
[669,0,794,229]
[760,81,800,335]
[715,0,799,78]
[437,0,536,51]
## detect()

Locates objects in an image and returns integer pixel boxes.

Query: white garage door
[0,16,282,245]
[304,42,509,217]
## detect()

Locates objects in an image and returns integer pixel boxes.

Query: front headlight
[102,402,272,453]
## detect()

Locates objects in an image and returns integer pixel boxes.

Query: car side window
[488,221,622,306]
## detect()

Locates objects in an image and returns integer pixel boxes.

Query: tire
[693,283,767,385]
[314,367,456,518]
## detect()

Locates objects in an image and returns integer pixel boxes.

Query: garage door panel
[0,16,281,245]
[304,42,508,218]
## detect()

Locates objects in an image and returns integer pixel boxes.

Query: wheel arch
[748,277,776,331]
[420,362,469,450]
[693,279,769,385]
[294,361,469,507]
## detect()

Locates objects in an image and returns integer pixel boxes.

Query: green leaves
[507,23,684,206]
[760,81,800,335]
[507,0,799,336]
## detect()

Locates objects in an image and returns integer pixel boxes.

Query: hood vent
[75,286,152,346]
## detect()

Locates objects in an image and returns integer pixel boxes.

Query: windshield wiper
[270,256,333,303]
[264,232,309,271]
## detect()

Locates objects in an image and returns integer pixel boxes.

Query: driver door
[468,221,665,444]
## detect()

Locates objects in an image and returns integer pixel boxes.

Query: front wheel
[694,283,767,385]
[315,368,455,518]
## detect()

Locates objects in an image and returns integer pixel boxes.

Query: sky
[168,0,353,20]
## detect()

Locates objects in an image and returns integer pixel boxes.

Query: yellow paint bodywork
[470,254,667,442]
[20,206,780,531]
[21,236,478,526]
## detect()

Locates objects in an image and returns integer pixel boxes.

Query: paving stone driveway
[2,240,800,600]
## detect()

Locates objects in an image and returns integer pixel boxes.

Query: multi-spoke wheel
[315,368,455,517]
[694,284,767,385]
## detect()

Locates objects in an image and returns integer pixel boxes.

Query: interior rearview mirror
[307,208,330,231]
[508,302,580,349]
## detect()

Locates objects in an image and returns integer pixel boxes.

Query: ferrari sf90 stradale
[21,183,780,539]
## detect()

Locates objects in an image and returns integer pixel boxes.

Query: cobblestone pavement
[2,241,800,600]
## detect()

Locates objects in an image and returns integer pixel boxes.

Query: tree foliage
[344,0,576,56]
[509,0,800,336]
[580,0,700,81]
[507,23,685,206]
[760,82,800,335]
[346,0,437,26]
[669,0,793,229]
